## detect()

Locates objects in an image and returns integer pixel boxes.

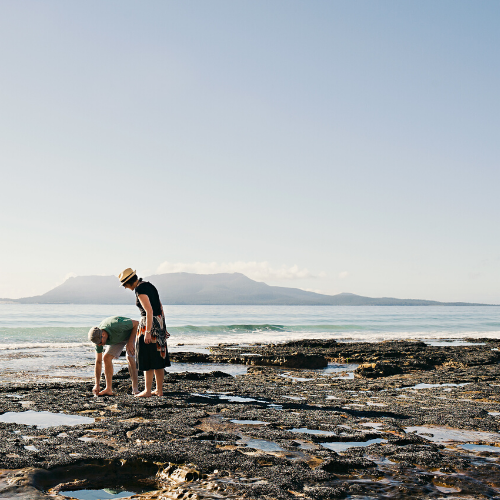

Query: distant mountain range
[0,273,494,306]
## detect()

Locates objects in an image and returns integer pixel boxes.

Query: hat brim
[120,270,136,286]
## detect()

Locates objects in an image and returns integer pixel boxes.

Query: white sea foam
[0,342,91,350]
[0,304,499,383]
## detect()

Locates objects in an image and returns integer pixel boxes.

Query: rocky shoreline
[1,339,499,499]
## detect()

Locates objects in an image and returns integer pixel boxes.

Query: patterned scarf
[137,314,170,359]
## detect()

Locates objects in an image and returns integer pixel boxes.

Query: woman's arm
[138,294,153,344]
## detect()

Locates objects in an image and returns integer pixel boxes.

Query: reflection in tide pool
[169,362,247,376]
[403,382,470,390]
[459,443,500,453]
[62,489,143,500]
[0,410,94,428]
[405,426,500,444]
[230,420,268,425]
[435,485,461,494]
[239,437,284,452]
[290,428,336,436]
[321,438,387,453]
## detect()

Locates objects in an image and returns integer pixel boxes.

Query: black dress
[135,280,170,370]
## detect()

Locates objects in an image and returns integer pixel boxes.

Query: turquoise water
[0,304,498,382]
[1,304,500,347]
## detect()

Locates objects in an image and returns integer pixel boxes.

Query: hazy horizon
[1,271,497,305]
[1,1,499,302]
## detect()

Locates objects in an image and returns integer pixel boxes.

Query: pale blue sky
[1,1,499,302]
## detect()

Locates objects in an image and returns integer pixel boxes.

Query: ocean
[1,304,499,383]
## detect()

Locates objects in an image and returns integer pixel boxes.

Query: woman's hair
[123,274,139,287]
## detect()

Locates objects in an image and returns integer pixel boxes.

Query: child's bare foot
[98,389,114,396]
[134,390,152,398]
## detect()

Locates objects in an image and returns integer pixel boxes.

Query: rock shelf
[0,339,499,499]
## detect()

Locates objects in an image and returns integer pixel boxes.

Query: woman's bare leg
[135,369,153,397]
[152,369,164,396]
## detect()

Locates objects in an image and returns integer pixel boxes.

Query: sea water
[0,304,499,382]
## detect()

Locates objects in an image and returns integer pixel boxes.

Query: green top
[95,316,133,353]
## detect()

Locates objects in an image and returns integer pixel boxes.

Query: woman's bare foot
[134,390,152,398]
[98,389,114,396]
[152,389,163,397]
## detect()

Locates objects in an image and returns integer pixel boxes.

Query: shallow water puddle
[0,410,94,428]
[191,392,266,403]
[169,362,248,376]
[60,488,140,500]
[402,382,470,390]
[434,485,461,493]
[321,438,387,453]
[280,374,314,382]
[329,372,355,380]
[459,443,500,453]
[283,395,306,400]
[405,426,500,444]
[267,404,283,410]
[230,419,268,425]
[290,427,336,436]
[191,392,283,409]
[322,363,357,380]
[361,422,385,430]
[239,437,285,452]
[323,363,359,374]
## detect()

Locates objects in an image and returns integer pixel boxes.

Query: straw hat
[118,268,136,286]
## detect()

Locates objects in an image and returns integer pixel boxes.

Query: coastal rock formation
[354,361,403,378]
[1,339,499,499]
[211,338,500,377]
[170,351,328,369]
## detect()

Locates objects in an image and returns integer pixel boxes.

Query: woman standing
[118,268,170,397]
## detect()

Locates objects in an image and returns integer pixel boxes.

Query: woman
[118,268,170,397]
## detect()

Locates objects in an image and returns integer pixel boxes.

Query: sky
[0,1,499,303]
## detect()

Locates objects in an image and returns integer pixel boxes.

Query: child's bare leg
[152,369,164,396]
[98,353,114,396]
[135,369,153,397]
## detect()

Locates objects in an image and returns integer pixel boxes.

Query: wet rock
[305,485,347,499]
[355,362,403,378]
[320,456,377,473]
[158,463,202,484]
[387,433,434,445]
[1,339,500,499]
[171,351,328,369]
